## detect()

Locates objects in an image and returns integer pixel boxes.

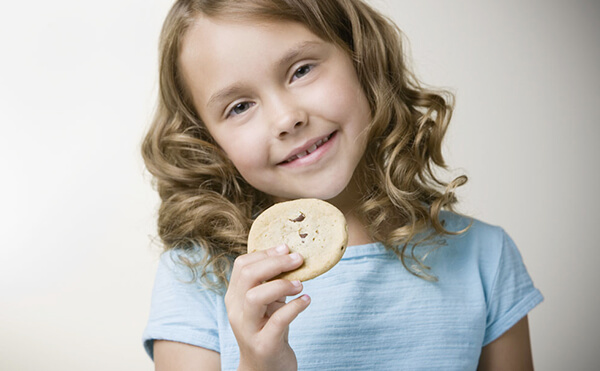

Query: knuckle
[238,265,253,282]
[224,305,237,326]
[224,294,235,314]
[233,255,247,270]
[244,289,259,306]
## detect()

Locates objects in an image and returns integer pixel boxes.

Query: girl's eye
[291,64,314,81]
[227,102,254,117]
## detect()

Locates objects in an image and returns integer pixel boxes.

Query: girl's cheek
[227,144,264,174]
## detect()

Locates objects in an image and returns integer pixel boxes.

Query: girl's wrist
[237,356,297,371]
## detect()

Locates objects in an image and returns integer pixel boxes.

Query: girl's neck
[344,210,374,246]
[326,179,374,247]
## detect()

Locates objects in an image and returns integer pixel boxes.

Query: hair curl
[142,0,468,290]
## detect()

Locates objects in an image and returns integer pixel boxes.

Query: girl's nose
[277,120,306,138]
[268,94,308,138]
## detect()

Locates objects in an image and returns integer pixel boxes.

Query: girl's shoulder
[144,247,222,359]
[156,246,227,291]
[439,210,507,245]
[159,246,205,278]
[436,210,521,272]
[435,211,534,294]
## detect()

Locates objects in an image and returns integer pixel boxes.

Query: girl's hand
[225,244,310,371]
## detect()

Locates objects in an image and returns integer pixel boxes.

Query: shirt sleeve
[483,230,543,346]
[142,249,221,360]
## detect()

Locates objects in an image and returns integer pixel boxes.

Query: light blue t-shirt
[142,213,543,370]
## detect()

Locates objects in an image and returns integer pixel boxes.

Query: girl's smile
[278,131,335,167]
[179,16,372,205]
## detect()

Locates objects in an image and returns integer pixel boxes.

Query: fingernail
[289,252,301,261]
[291,280,301,287]
[275,244,287,254]
[301,294,311,303]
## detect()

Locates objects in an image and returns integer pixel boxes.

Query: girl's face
[180,16,371,205]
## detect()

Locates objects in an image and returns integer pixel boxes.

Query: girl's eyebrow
[206,83,245,110]
[206,40,323,110]
[275,40,322,70]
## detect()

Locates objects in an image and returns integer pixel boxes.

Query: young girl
[142,0,543,369]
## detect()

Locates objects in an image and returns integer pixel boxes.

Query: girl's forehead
[180,15,325,62]
[186,13,310,37]
[181,10,336,51]
[178,15,336,112]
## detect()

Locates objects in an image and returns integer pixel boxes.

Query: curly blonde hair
[142,0,467,290]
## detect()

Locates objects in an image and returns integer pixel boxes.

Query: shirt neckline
[341,242,391,259]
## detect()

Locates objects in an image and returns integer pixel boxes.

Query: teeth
[284,134,332,163]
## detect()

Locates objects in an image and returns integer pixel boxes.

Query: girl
[142,0,543,370]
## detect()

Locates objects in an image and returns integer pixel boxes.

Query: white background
[0,0,598,369]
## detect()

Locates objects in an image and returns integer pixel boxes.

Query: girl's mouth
[280,132,335,164]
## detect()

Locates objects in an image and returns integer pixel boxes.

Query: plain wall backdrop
[0,0,598,369]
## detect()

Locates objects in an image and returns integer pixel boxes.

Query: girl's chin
[252,173,358,204]
[269,184,354,205]
[272,191,343,203]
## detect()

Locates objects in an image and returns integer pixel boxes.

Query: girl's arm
[151,245,307,371]
[154,340,221,371]
[477,316,534,371]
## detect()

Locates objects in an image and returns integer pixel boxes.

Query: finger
[234,252,304,294]
[265,294,288,318]
[225,249,302,321]
[265,297,286,318]
[261,295,311,340]
[243,280,303,331]
[229,244,290,285]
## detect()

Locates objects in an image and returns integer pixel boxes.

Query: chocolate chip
[289,212,306,222]
[299,232,308,238]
